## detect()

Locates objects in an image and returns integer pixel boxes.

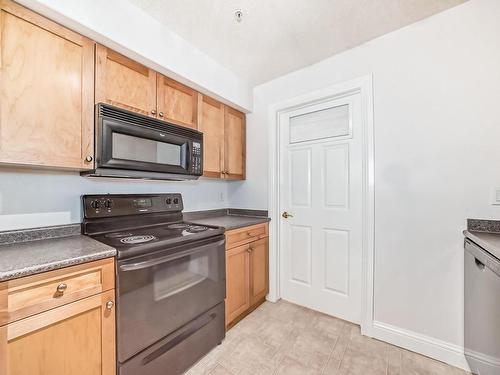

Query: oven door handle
[119,239,225,272]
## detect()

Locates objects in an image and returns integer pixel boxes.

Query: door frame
[267,75,375,336]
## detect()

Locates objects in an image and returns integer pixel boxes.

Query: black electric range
[82,194,226,375]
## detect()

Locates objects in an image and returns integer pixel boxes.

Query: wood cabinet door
[1,290,115,375]
[95,45,156,117]
[249,238,269,306]
[225,244,250,326]
[0,0,95,170]
[157,75,198,129]
[224,106,246,180]
[198,95,224,178]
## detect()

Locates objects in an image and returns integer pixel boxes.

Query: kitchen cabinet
[0,258,116,375]
[95,45,157,117]
[225,223,269,329]
[0,0,245,173]
[224,106,246,180]
[0,0,95,170]
[249,237,269,306]
[198,95,246,180]
[225,244,250,324]
[157,75,198,129]
[198,95,225,178]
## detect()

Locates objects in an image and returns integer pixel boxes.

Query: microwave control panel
[191,142,202,175]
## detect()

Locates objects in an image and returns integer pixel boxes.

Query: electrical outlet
[219,192,225,202]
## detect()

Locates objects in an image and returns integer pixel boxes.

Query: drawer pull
[56,283,67,294]
[106,300,114,310]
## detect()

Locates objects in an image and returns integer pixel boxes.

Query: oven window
[112,132,181,166]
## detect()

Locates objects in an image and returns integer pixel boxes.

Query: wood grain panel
[157,75,198,129]
[249,238,269,306]
[0,0,94,170]
[226,223,268,249]
[4,289,115,375]
[224,106,246,180]
[198,95,224,178]
[0,258,114,326]
[95,44,156,116]
[225,244,250,327]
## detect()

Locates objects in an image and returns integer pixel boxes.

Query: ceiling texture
[127,0,466,86]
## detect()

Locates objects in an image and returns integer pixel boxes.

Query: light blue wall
[0,168,229,230]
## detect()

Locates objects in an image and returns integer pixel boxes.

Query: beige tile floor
[186,300,470,375]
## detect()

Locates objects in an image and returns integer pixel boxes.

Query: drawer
[226,223,268,249]
[0,258,114,326]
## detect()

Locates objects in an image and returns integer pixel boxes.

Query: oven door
[116,236,225,363]
[98,116,191,175]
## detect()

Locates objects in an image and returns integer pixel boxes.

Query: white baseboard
[371,321,470,371]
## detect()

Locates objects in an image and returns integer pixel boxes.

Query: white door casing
[267,75,375,336]
[279,93,363,323]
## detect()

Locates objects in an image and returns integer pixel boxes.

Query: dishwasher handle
[465,239,500,277]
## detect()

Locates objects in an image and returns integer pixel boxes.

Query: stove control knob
[104,199,114,209]
[166,198,172,205]
[173,198,179,205]
[90,200,101,209]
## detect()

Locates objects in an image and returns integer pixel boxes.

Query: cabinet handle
[85,155,93,162]
[106,300,114,310]
[159,112,164,118]
[151,110,157,115]
[247,248,252,253]
[56,283,67,293]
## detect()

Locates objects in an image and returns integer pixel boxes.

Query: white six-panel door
[279,92,363,323]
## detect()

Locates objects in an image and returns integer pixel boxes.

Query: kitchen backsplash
[0,168,229,231]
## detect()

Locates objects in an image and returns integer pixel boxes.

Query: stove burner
[120,235,157,244]
[105,232,133,238]
[167,223,190,229]
[187,225,208,233]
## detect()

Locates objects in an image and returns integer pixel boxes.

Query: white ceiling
[127,0,466,86]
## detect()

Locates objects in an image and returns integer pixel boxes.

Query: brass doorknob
[282,211,293,219]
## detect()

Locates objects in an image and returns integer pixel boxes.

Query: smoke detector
[234,9,243,23]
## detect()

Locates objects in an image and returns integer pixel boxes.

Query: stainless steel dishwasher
[464,239,500,375]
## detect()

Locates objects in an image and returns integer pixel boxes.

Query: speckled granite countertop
[0,224,116,281]
[464,219,500,260]
[184,209,270,231]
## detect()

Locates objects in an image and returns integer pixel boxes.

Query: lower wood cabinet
[225,223,269,329]
[0,258,116,375]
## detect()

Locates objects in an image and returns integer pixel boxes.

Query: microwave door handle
[119,239,225,272]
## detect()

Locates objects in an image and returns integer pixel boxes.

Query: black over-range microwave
[81,104,203,180]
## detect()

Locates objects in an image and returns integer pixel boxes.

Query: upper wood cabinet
[95,45,157,117]
[157,75,198,129]
[0,0,95,170]
[224,106,246,180]
[198,95,246,180]
[198,95,225,178]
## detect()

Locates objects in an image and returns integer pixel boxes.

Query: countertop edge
[223,217,271,230]
[0,248,116,282]
[463,230,500,261]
